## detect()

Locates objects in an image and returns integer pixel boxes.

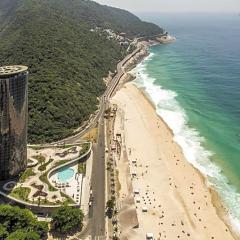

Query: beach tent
[135,197,141,203]
[111,144,116,150]
[142,207,148,212]
[146,233,154,239]
[131,171,137,177]
[134,189,140,194]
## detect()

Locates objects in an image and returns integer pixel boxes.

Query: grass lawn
[10,187,31,201]
[19,168,36,183]
[39,172,57,192]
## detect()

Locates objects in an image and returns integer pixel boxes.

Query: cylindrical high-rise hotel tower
[0,66,28,180]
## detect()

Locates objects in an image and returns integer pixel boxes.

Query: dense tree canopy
[0,205,48,240]
[7,230,40,240]
[51,205,84,233]
[0,225,8,239]
[0,0,163,143]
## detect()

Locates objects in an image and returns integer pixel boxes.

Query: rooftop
[0,65,28,77]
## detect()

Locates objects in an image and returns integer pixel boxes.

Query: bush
[33,155,46,165]
[38,158,54,171]
[79,142,91,156]
[78,162,86,175]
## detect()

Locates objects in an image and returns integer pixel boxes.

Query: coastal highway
[90,114,106,239]
[72,117,106,240]
[49,41,145,145]
[88,44,147,239]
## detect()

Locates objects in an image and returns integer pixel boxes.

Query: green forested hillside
[0,0,163,143]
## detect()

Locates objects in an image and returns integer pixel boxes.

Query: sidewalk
[81,151,93,216]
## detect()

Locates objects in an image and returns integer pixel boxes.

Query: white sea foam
[131,53,240,235]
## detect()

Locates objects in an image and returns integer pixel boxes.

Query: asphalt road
[90,114,106,238]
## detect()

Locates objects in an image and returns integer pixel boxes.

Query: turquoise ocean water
[133,13,240,230]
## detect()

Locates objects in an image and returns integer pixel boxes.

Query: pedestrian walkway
[86,236,106,240]
[94,236,106,240]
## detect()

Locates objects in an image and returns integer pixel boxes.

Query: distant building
[119,32,126,37]
[120,41,129,46]
[116,35,124,41]
[156,32,176,44]
[0,66,28,180]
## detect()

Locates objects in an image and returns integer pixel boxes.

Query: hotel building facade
[0,66,28,180]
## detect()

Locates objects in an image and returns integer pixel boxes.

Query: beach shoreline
[110,44,238,238]
[135,83,239,239]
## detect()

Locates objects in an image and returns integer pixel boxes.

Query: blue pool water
[57,167,75,183]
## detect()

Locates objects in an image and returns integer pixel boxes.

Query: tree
[0,205,48,239]
[106,199,115,218]
[30,221,48,239]
[51,205,84,233]
[0,224,8,239]
[7,230,40,240]
[0,0,163,144]
[106,199,115,209]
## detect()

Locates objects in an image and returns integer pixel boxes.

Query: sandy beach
[111,83,235,240]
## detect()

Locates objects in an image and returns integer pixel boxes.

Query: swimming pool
[57,167,75,183]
